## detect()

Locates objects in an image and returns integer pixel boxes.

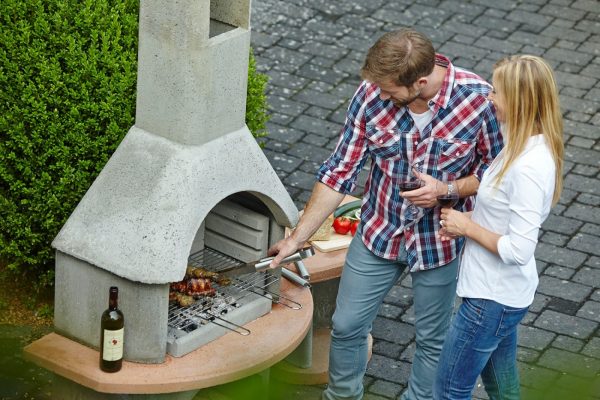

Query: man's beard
[392,89,421,108]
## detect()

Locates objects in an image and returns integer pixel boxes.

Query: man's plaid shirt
[316,54,503,272]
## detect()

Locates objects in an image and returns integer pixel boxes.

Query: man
[268,28,502,400]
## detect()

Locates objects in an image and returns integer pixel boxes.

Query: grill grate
[167,247,278,333]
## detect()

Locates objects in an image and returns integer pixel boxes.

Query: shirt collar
[427,54,455,112]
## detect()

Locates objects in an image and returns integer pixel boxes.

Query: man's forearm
[456,174,480,197]
[290,182,346,244]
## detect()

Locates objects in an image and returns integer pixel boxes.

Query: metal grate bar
[168,247,279,333]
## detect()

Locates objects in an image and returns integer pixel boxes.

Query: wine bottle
[100,286,124,372]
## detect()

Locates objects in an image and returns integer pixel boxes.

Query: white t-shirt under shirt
[408,109,434,133]
[457,134,556,308]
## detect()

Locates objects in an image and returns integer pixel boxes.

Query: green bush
[0,0,270,288]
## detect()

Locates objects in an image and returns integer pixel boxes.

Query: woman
[434,55,564,400]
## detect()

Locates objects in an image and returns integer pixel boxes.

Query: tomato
[350,220,359,236]
[332,217,351,235]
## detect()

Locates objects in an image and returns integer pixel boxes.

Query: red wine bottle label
[102,328,124,361]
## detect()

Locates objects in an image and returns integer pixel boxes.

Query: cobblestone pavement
[250,1,600,399]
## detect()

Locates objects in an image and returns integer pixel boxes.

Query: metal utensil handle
[254,246,316,271]
[295,260,310,280]
[200,312,251,336]
[281,268,311,288]
[239,284,303,310]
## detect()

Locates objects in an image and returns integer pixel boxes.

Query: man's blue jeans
[434,298,529,400]
[322,234,458,400]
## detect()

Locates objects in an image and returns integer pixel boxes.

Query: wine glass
[399,161,424,219]
[436,179,459,208]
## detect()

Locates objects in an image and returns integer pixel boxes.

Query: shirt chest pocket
[435,139,476,174]
[365,125,404,160]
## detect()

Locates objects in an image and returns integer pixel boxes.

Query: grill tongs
[221,247,315,310]
[220,247,315,279]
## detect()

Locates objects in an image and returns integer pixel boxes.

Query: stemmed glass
[436,179,459,209]
[399,161,424,219]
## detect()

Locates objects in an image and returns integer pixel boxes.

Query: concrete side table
[272,195,373,385]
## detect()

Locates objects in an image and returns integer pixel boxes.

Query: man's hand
[267,236,304,268]
[400,170,444,208]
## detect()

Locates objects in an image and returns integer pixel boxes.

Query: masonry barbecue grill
[50,0,301,364]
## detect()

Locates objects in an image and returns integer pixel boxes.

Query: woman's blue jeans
[434,298,529,400]
[322,234,459,400]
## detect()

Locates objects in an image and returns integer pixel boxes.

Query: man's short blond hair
[361,28,436,87]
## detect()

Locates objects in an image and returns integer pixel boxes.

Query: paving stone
[573,267,600,287]
[564,120,600,140]
[438,40,490,62]
[517,346,541,363]
[266,122,305,144]
[546,296,583,315]
[544,265,575,280]
[399,342,415,362]
[371,317,414,345]
[560,94,599,114]
[378,303,404,320]
[592,289,600,302]
[551,335,585,352]
[362,393,388,400]
[263,150,304,173]
[521,311,538,326]
[304,106,332,120]
[587,256,600,269]
[400,305,415,325]
[372,340,403,359]
[473,36,522,55]
[283,169,318,191]
[293,88,347,110]
[581,63,600,80]
[566,111,592,123]
[506,9,554,26]
[564,202,600,224]
[569,136,597,149]
[541,25,591,42]
[384,285,413,308]
[365,354,411,385]
[540,4,587,20]
[297,62,349,86]
[577,301,600,323]
[537,348,600,377]
[535,243,587,269]
[571,163,599,176]
[534,310,597,339]
[518,325,556,351]
[541,215,583,235]
[268,95,310,118]
[529,293,551,313]
[367,379,403,398]
[262,46,313,67]
[290,114,339,138]
[540,232,570,247]
[567,232,600,257]
[582,337,600,359]
[518,363,561,389]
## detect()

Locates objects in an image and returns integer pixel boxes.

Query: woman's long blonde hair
[492,55,564,205]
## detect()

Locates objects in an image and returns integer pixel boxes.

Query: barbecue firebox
[51,0,299,364]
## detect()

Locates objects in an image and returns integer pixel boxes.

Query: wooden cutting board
[310,232,353,252]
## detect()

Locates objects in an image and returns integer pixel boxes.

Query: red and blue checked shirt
[316,54,502,272]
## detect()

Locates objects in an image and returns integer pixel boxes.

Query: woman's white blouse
[457,134,556,308]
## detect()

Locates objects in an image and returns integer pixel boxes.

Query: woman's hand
[439,209,472,240]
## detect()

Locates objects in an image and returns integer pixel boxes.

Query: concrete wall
[54,251,169,363]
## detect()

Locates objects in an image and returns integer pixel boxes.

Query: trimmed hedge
[0,0,269,288]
